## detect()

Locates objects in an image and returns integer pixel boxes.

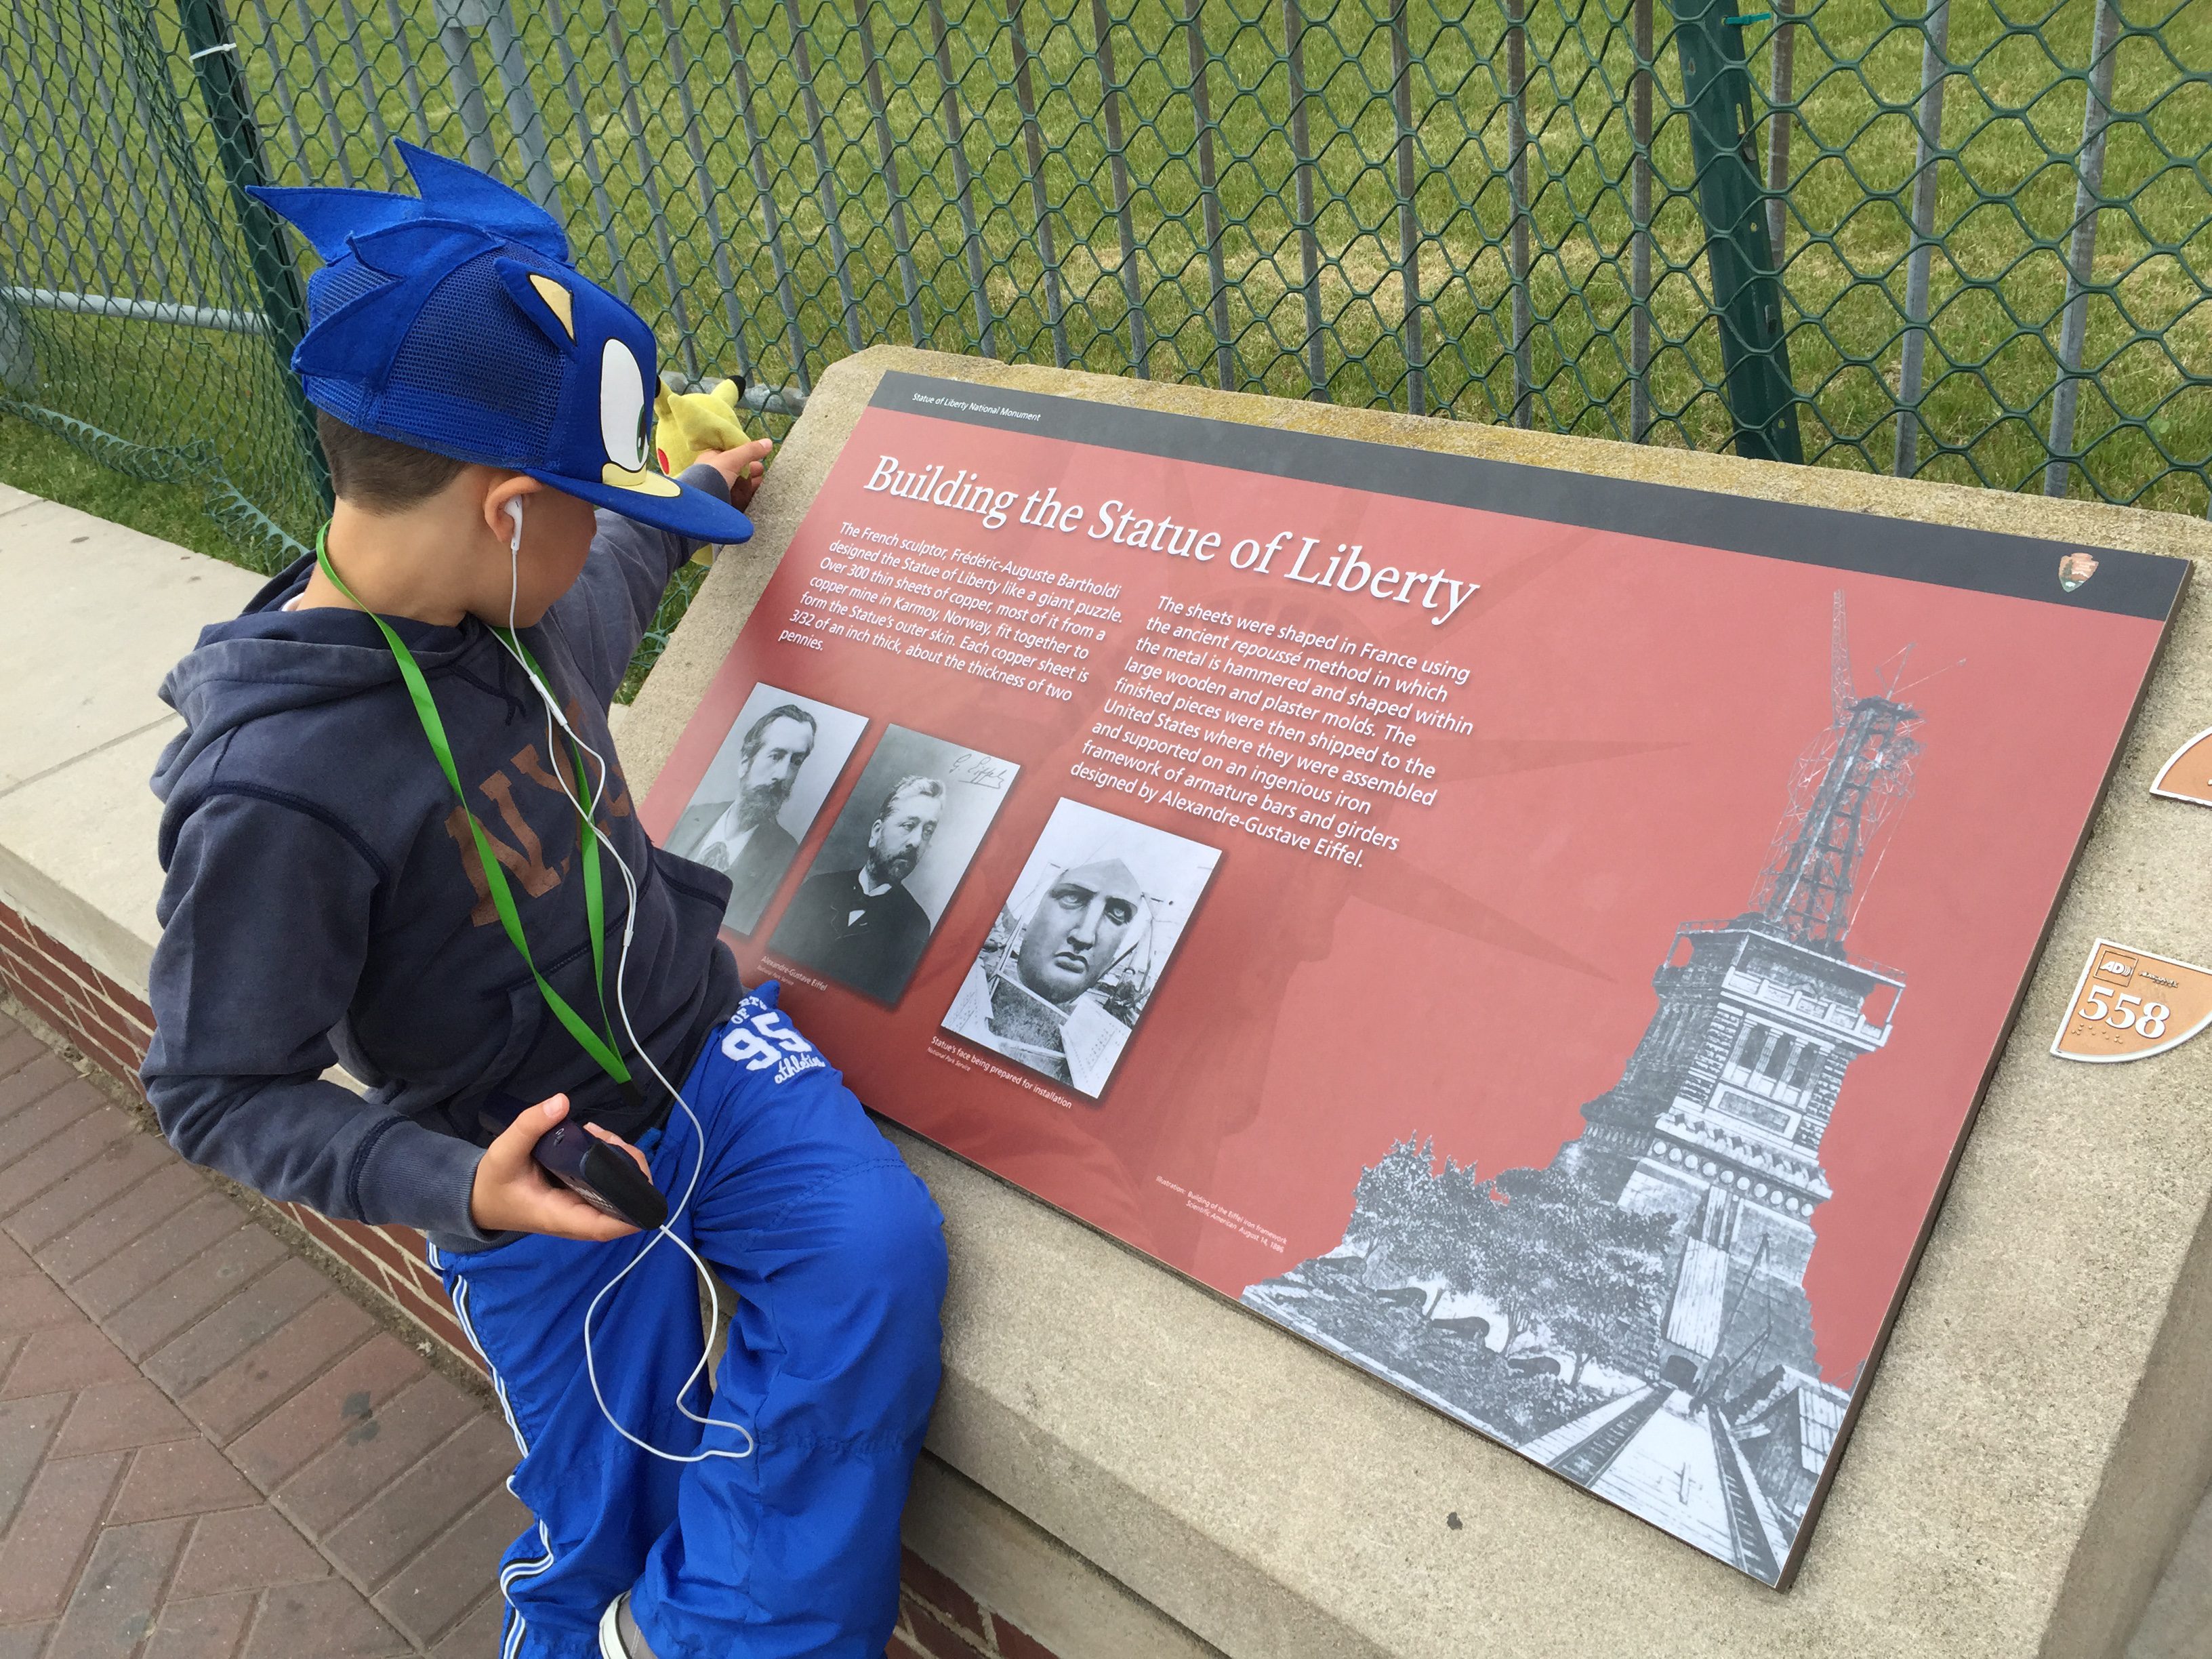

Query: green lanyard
[314,526,637,1101]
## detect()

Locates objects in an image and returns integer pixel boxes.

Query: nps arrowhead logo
[2058,550,2100,592]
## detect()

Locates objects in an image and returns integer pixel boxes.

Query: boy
[142,143,947,1659]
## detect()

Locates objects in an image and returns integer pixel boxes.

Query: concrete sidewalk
[0,1005,519,1656]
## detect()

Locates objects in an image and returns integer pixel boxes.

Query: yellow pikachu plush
[653,379,751,561]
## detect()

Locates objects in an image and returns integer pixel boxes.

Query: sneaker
[597,1591,660,1659]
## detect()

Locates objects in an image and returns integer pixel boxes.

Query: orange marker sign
[2151,726,2212,808]
[2051,939,2212,1063]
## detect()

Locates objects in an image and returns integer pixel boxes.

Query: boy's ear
[494,259,576,345]
[480,472,545,541]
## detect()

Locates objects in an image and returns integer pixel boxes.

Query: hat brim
[523,467,754,545]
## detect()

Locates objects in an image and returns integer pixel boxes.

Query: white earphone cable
[501,498,752,1462]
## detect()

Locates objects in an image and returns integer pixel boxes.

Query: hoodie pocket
[471,979,550,1114]
[654,843,729,913]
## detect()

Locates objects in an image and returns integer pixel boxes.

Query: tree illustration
[1465,1166,1671,1379]
[1336,1143,1671,1379]
[1345,1139,1438,1254]
[1544,1218,1671,1386]
[1461,1172,1549,1353]
[1345,1140,1486,1315]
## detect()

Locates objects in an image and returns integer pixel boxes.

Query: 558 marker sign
[2051,939,2212,1062]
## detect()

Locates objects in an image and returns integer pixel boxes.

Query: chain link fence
[1,0,2207,578]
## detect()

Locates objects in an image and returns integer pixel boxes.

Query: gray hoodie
[142,467,742,1252]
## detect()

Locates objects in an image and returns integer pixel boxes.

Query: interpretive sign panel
[642,371,2187,1585]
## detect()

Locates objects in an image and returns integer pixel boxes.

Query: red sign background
[645,395,2165,1387]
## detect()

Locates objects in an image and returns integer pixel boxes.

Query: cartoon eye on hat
[598,340,663,491]
[493,261,684,504]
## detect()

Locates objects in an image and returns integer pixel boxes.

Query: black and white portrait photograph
[661,683,869,935]
[768,726,1020,1004]
[941,798,1221,1099]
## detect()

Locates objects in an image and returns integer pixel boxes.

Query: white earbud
[506,497,524,553]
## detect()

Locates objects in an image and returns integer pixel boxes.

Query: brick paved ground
[0,1010,519,1658]
[0,1004,1043,1659]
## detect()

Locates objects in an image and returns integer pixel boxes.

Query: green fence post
[1630,0,1652,441]
[1279,0,1326,398]
[176,0,331,508]
[1666,0,1802,464]
[1389,0,1425,417]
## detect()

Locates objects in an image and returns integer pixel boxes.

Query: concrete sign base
[626,347,2212,1657]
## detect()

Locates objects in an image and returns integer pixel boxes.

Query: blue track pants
[430,985,948,1658]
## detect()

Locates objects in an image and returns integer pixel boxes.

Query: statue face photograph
[866,781,945,885]
[1015,859,1145,1004]
[942,798,1222,1100]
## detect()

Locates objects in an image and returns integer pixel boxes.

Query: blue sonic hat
[250,143,750,544]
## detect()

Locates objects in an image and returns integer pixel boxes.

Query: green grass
[225,0,2195,512]
[0,412,250,562]
[1,0,2205,607]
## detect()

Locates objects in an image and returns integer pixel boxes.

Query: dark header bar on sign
[868,371,2188,621]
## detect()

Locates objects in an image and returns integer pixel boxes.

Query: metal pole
[243,0,316,181]
[87,0,184,298]
[0,29,60,301]
[49,5,152,298]
[114,0,261,309]
[855,0,926,347]
[545,0,630,302]
[1008,0,1069,367]
[1508,0,1532,426]
[1390,0,1425,415]
[1282,0,1326,398]
[1185,0,1235,390]
[2044,0,2120,498]
[1,287,266,332]
[382,0,435,145]
[120,0,273,326]
[9,25,94,298]
[927,0,996,357]
[176,0,329,506]
[729,40,811,392]
[333,0,403,187]
[290,0,356,184]
[430,0,499,175]
[657,0,752,380]
[1632,0,1652,440]
[481,0,560,209]
[601,0,697,380]
[1090,0,1145,374]
[779,0,863,353]
[1765,0,1793,266]
[1894,0,1948,477]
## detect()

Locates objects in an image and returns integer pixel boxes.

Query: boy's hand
[469,1094,652,1242]
[698,435,773,512]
